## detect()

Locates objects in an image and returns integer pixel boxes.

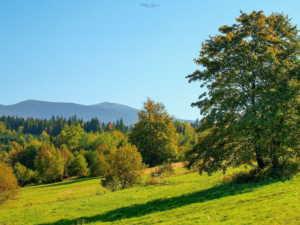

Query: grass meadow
[0,167,300,224]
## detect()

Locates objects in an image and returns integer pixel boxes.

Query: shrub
[145,177,166,186]
[220,162,299,184]
[13,162,36,186]
[0,162,21,205]
[101,144,147,191]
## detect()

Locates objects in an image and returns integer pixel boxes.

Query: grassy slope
[0,168,300,225]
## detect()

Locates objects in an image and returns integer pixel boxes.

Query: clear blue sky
[1,0,300,120]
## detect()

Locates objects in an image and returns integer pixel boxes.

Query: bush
[144,177,166,186]
[220,162,299,184]
[13,162,36,186]
[101,145,147,191]
[0,162,20,205]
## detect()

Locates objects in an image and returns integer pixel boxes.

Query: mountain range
[0,100,193,125]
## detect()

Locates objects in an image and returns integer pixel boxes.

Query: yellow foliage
[0,162,20,206]
[41,130,48,137]
[18,126,24,133]
[214,35,222,42]
[225,32,234,41]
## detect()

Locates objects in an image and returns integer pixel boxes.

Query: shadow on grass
[38,180,273,225]
[27,177,101,190]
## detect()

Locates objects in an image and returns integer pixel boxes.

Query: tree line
[0,115,131,137]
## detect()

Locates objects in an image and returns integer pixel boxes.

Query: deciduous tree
[35,144,64,183]
[186,11,300,174]
[129,98,178,167]
[59,144,74,178]
[69,154,89,177]
[0,162,20,205]
[102,145,146,191]
[90,153,108,177]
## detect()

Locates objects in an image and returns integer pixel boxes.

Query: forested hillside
[0,103,198,187]
[0,115,131,136]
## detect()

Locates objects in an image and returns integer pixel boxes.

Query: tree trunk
[251,81,265,169]
[255,146,265,169]
[271,141,280,169]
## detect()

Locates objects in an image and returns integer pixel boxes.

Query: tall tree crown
[186,11,300,174]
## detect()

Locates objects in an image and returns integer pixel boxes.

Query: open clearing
[1,167,300,225]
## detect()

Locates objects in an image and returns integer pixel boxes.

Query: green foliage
[13,162,36,186]
[0,151,8,163]
[70,154,89,177]
[18,140,41,170]
[90,153,108,177]
[57,124,85,152]
[102,144,146,191]
[91,130,127,153]
[0,113,193,186]
[0,161,20,206]
[174,120,197,161]
[222,161,299,184]
[34,144,64,183]
[129,98,178,167]
[0,121,6,133]
[0,115,131,137]
[59,144,74,178]
[186,11,300,175]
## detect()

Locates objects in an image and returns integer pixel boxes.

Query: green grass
[1,167,300,224]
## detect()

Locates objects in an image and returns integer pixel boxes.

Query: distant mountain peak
[96,102,115,105]
[90,102,137,109]
[0,100,139,125]
[0,100,194,125]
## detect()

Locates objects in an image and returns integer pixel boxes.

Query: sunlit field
[1,167,300,225]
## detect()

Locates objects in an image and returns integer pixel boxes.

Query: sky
[1,0,300,120]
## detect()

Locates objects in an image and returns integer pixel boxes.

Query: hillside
[0,100,194,126]
[0,100,139,126]
[0,167,299,224]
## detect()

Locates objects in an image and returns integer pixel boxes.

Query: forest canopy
[0,110,199,187]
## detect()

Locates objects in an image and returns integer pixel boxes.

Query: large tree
[129,98,178,167]
[186,11,300,175]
